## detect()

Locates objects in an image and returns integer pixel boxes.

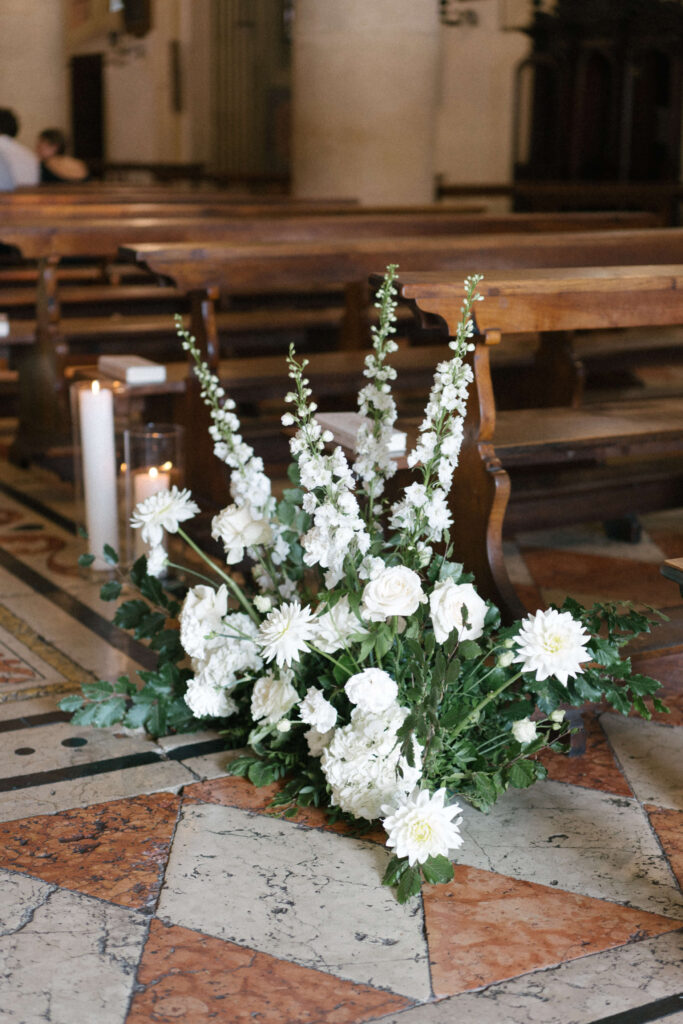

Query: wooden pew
[119,228,683,506]
[389,266,683,621]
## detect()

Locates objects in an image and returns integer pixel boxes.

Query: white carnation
[184,676,237,719]
[179,584,229,660]
[211,503,273,564]
[250,669,299,725]
[299,687,338,732]
[344,668,398,714]
[305,727,335,758]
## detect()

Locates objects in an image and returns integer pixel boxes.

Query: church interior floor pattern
[0,423,681,1024]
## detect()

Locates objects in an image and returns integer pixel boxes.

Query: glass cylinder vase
[70,378,128,572]
[123,423,185,571]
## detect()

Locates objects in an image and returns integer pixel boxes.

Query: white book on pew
[0,314,9,339]
[316,411,407,454]
[97,354,167,385]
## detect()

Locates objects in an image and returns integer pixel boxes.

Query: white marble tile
[601,713,683,811]
[0,868,146,1024]
[0,721,162,779]
[0,759,195,822]
[157,801,432,1000]
[176,751,236,780]
[371,930,683,1023]
[0,695,62,720]
[457,780,683,918]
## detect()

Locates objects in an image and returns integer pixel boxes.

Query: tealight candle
[132,463,171,558]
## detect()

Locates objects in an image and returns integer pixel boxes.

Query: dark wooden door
[70,53,104,164]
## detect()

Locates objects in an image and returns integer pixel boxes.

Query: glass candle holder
[123,423,185,570]
[70,378,128,572]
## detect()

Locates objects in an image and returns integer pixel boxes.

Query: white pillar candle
[133,464,171,558]
[79,380,119,570]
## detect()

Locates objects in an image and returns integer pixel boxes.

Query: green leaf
[59,695,85,713]
[123,702,151,729]
[102,544,119,565]
[374,629,394,661]
[381,855,411,887]
[114,600,149,630]
[507,759,538,789]
[396,865,422,903]
[99,580,122,602]
[91,697,127,727]
[248,760,278,788]
[458,640,482,661]
[81,679,114,699]
[78,553,95,568]
[421,854,455,886]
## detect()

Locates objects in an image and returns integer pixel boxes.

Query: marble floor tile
[516,521,668,563]
[126,919,412,1024]
[0,759,195,823]
[0,720,163,780]
[157,802,432,1000]
[600,713,683,810]
[422,864,679,997]
[536,712,633,796]
[0,693,63,721]
[0,792,179,909]
[645,806,683,889]
[0,868,146,1024]
[370,929,683,1024]
[456,780,683,918]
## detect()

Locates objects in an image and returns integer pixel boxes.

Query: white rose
[179,584,229,660]
[250,669,299,725]
[211,503,273,564]
[361,565,426,622]
[429,580,487,644]
[512,717,538,745]
[344,668,398,714]
[299,687,338,732]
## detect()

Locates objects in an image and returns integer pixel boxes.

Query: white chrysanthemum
[184,676,237,719]
[130,485,199,547]
[145,544,167,578]
[305,727,335,758]
[299,686,337,732]
[511,717,538,745]
[179,585,229,660]
[344,668,398,714]
[381,787,463,867]
[321,704,422,821]
[250,669,299,725]
[513,608,590,685]
[258,601,316,667]
[313,597,366,654]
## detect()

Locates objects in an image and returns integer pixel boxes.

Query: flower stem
[450,670,524,739]
[176,527,259,625]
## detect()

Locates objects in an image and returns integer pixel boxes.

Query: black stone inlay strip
[589,992,683,1024]
[0,737,227,792]
[0,546,156,669]
[166,738,228,761]
[0,480,77,535]
[0,711,71,733]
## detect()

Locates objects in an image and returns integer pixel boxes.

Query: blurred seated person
[0,108,39,188]
[36,128,90,183]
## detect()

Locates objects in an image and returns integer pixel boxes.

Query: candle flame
[161,461,173,471]
[91,380,100,394]
[149,466,159,480]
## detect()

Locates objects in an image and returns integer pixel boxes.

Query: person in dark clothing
[36,128,90,183]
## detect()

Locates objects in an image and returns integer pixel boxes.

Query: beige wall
[0,0,68,150]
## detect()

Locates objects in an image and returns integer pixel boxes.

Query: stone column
[292,0,440,205]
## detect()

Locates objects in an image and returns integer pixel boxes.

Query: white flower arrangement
[64,265,667,903]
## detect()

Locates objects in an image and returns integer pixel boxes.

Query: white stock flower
[511,717,538,745]
[211,503,273,564]
[250,669,299,725]
[313,597,366,654]
[305,727,335,758]
[382,788,463,867]
[344,668,398,714]
[145,545,167,578]
[258,601,316,667]
[361,566,426,622]
[429,580,487,644]
[130,486,199,547]
[179,585,229,660]
[299,687,337,732]
[184,676,237,719]
[513,608,590,685]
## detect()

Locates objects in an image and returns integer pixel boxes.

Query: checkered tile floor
[0,437,681,1024]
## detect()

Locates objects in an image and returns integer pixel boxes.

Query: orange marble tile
[125,919,412,1024]
[423,864,681,997]
[183,775,386,843]
[536,713,633,796]
[0,792,179,910]
[520,548,677,608]
[645,805,683,889]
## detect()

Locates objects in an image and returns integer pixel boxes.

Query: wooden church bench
[385,266,683,622]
